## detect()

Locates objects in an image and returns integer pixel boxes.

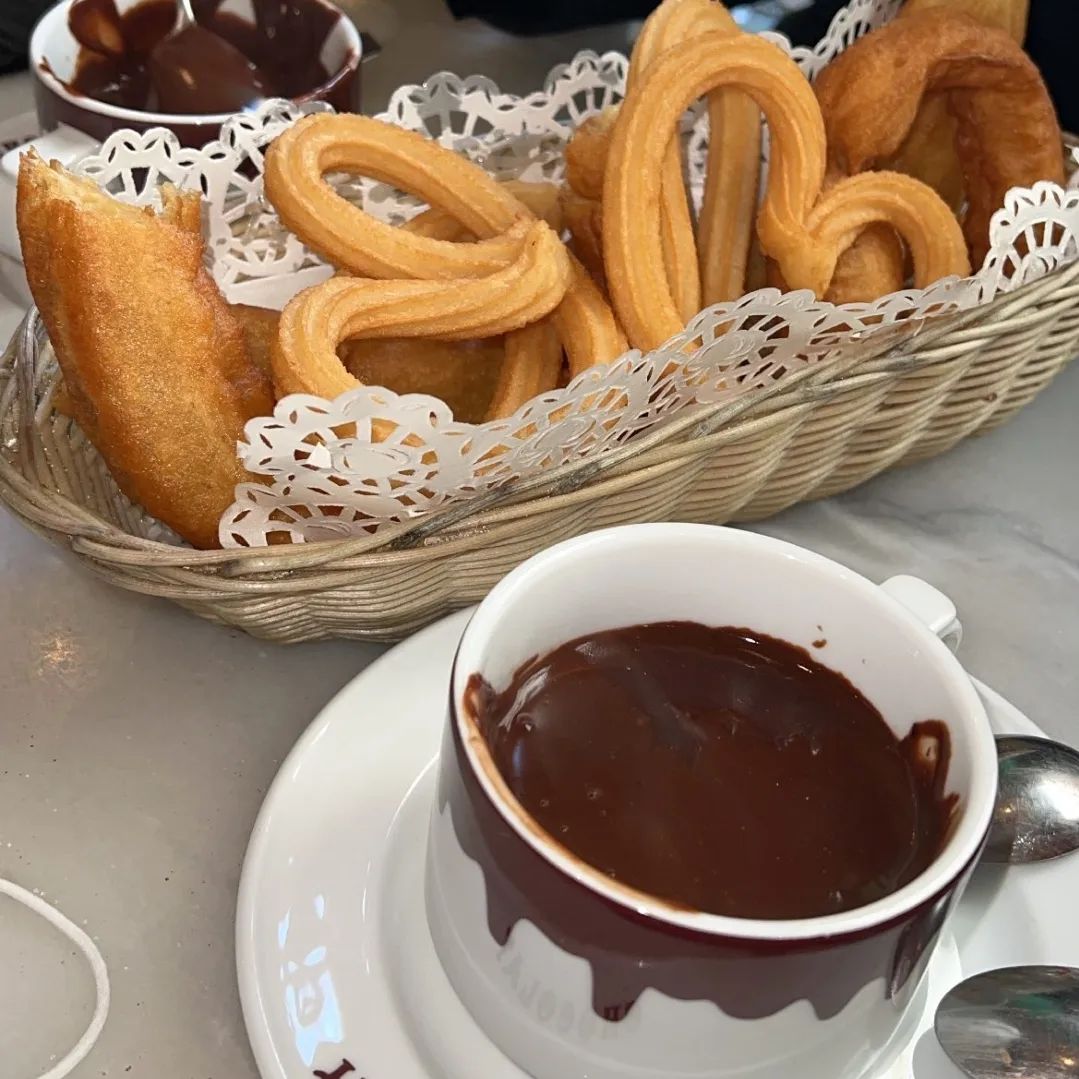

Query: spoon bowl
[984,736,1079,864]
[935,965,1079,1078]
[149,21,268,113]
[147,0,268,114]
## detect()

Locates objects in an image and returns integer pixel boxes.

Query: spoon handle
[175,0,197,31]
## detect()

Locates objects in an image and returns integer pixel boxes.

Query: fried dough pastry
[231,304,280,377]
[564,0,762,319]
[821,222,906,304]
[265,115,524,278]
[902,0,1028,46]
[604,33,967,349]
[891,0,1030,210]
[814,9,1063,270]
[244,271,522,424]
[53,300,278,413]
[159,183,203,234]
[265,113,625,378]
[564,110,616,201]
[233,300,542,423]
[825,0,1035,302]
[487,320,564,421]
[17,152,273,549]
[563,112,612,290]
[401,180,563,241]
[626,0,762,314]
[560,185,606,288]
[273,219,571,421]
[628,6,700,320]
[343,336,505,423]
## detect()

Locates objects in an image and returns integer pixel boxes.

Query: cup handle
[879,575,963,652]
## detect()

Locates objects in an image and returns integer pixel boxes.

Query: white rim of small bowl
[29,0,362,128]
[452,523,999,943]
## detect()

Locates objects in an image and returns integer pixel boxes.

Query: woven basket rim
[3,256,1079,573]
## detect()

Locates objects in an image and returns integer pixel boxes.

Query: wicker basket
[2,257,1078,643]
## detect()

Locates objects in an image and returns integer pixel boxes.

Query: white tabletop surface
[1,5,1078,1076]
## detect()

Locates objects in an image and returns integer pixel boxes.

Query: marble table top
[1,8,1077,1075]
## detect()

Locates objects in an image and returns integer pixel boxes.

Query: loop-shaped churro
[628,5,700,322]
[604,32,968,349]
[564,0,760,317]
[273,220,572,425]
[630,0,761,312]
[266,114,529,279]
[814,9,1063,269]
[806,173,970,291]
[266,114,626,378]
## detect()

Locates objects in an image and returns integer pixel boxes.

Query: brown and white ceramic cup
[0,0,361,261]
[425,524,997,1079]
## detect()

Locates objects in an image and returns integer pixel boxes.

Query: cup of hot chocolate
[425,524,997,1079]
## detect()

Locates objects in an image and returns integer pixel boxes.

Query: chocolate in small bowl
[30,0,362,149]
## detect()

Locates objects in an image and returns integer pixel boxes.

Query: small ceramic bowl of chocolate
[29,0,362,148]
[426,524,998,1079]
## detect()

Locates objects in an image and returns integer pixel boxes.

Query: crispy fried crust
[633,0,762,308]
[564,111,616,202]
[402,181,564,240]
[814,9,1063,269]
[342,336,505,423]
[18,152,274,549]
[231,304,280,377]
[560,185,607,289]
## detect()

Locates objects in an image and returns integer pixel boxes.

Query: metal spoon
[148,0,269,114]
[173,0,198,31]
[935,965,1079,1078]
[984,736,1079,864]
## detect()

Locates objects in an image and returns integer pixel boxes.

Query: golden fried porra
[17,151,274,549]
[341,337,505,424]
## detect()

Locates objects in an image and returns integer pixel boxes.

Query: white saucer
[236,608,1079,1079]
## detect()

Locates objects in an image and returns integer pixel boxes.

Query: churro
[560,186,606,288]
[272,219,571,407]
[343,336,505,423]
[605,32,969,348]
[266,113,625,377]
[488,320,564,420]
[814,9,1063,269]
[402,180,564,241]
[565,110,616,201]
[634,0,762,308]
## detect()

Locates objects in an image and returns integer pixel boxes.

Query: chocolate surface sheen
[471,622,955,920]
[64,0,335,112]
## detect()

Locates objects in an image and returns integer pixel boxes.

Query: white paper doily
[67,0,1079,546]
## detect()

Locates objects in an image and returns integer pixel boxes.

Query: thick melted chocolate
[470,622,955,921]
[63,0,335,112]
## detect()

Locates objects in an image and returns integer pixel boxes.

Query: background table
[1,4,1077,1073]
